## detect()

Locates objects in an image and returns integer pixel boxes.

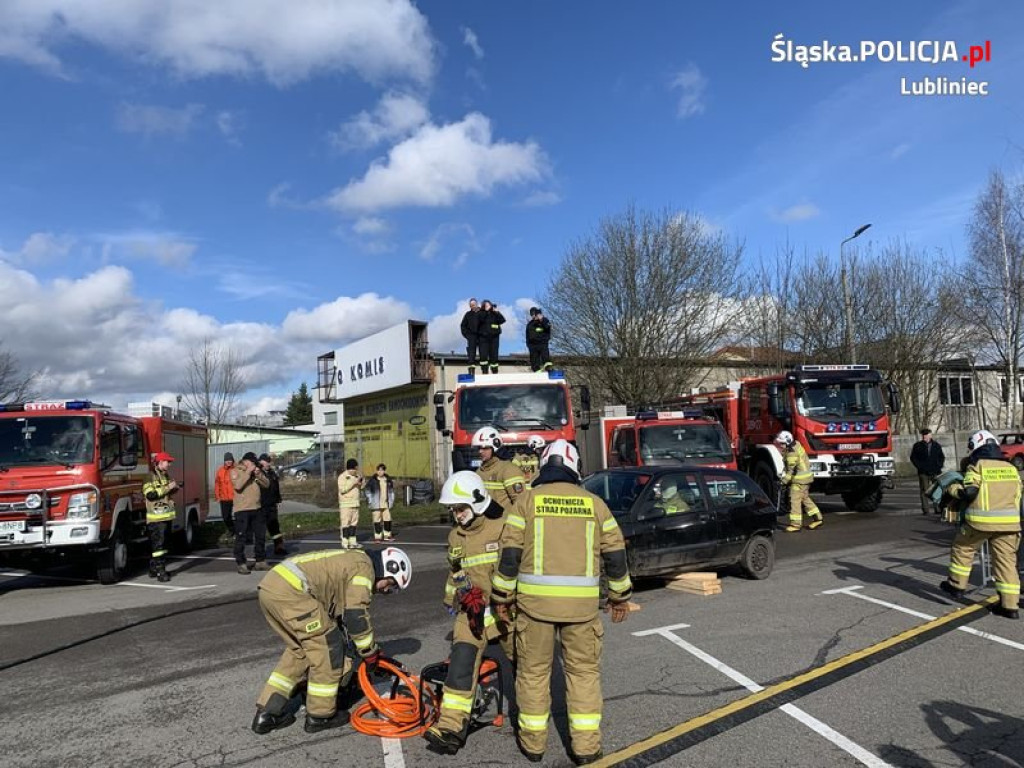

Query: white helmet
[439,471,491,516]
[660,479,678,501]
[774,430,795,447]
[540,439,581,478]
[527,435,546,452]
[472,426,502,450]
[373,546,412,590]
[967,429,997,452]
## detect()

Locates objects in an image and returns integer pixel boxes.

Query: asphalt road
[1,481,1021,768]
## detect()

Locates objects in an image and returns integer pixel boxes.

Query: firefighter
[258,454,287,556]
[940,429,1021,620]
[656,479,689,516]
[776,431,823,532]
[491,439,632,765]
[474,426,525,510]
[338,458,365,549]
[461,298,482,375]
[143,451,179,583]
[252,546,413,735]
[477,300,505,374]
[526,307,553,372]
[424,472,513,756]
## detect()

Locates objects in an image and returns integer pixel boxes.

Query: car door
[702,471,770,562]
[632,471,718,573]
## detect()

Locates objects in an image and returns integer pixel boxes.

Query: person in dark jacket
[910,428,946,515]
[525,306,553,372]
[460,298,482,374]
[478,300,505,375]
[365,463,396,541]
[259,454,287,555]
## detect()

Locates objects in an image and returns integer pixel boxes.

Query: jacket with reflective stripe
[444,513,507,639]
[143,470,176,522]
[263,548,377,654]
[782,444,814,486]
[477,457,525,510]
[493,482,632,623]
[337,471,363,509]
[954,458,1022,532]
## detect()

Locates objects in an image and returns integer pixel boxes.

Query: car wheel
[295,470,310,482]
[1012,455,1024,471]
[740,534,774,580]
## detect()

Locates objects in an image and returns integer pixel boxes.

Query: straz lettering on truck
[534,496,595,517]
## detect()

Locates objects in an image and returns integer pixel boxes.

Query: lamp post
[840,223,871,363]
[175,394,182,420]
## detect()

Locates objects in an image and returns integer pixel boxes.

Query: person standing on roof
[474,426,525,510]
[460,298,482,375]
[526,307,553,372]
[477,300,505,375]
[143,451,179,583]
[776,431,823,532]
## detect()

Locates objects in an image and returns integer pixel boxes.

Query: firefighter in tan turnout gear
[251,546,413,735]
[491,439,632,766]
[473,426,525,510]
[940,429,1021,620]
[776,430,823,532]
[143,451,179,583]
[424,472,512,756]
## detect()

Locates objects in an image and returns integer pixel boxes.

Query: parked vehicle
[997,433,1024,470]
[280,451,343,481]
[582,466,777,581]
[600,410,736,470]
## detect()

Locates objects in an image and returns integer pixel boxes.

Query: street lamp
[840,223,871,363]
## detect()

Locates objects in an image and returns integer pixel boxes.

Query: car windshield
[0,415,96,467]
[638,424,732,463]
[796,382,885,421]
[458,384,569,430]
[583,472,653,514]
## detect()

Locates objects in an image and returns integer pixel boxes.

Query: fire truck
[0,400,208,583]
[672,365,900,512]
[434,370,589,477]
[600,410,736,470]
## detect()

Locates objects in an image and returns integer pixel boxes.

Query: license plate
[838,443,860,450]
[0,520,25,533]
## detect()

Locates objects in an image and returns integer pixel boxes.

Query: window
[582,471,652,514]
[998,376,1024,405]
[121,424,141,466]
[746,386,763,420]
[99,422,121,469]
[324,411,338,426]
[703,472,753,507]
[938,375,974,406]
[612,427,637,464]
[653,472,705,514]
[457,384,569,429]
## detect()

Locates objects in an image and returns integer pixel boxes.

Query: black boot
[424,726,465,755]
[572,751,604,766]
[148,562,158,579]
[304,709,350,733]
[990,605,1020,620]
[517,742,544,763]
[939,580,966,600]
[252,708,296,734]
[156,564,171,583]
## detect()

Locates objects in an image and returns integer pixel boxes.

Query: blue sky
[1,1,1022,412]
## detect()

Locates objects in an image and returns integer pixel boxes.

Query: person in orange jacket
[215,452,236,535]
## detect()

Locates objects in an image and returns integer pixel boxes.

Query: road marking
[381,737,405,768]
[822,585,1024,652]
[598,598,995,767]
[0,570,94,584]
[628,624,892,768]
[116,581,217,592]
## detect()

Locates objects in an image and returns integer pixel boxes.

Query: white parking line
[381,737,405,768]
[116,581,217,593]
[821,585,1024,652]
[634,623,894,768]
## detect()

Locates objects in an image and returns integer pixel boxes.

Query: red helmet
[152,452,175,463]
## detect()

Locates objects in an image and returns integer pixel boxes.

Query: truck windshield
[796,382,885,420]
[639,424,732,463]
[458,385,569,430]
[0,415,96,467]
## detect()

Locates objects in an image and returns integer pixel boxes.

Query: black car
[582,466,777,580]
[280,451,344,481]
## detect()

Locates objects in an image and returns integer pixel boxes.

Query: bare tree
[0,342,36,402]
[960,170,1024,428]
[543,205,743,406]
[740,242,800,371]
[181,339,246,442]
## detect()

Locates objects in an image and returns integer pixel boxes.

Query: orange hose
[350,658,440,738]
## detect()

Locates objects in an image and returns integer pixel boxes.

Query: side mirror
[432,393,445,406]
[434,404,447,433]
[637,504,666,522]
[767,383,779,398]
[888,383,901,414]
[579,385,592,430]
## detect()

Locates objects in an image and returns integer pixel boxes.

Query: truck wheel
[1012,455,1024,471]
[740,535,775,580]
[96,523,129,584]
[842,483,884,513]
[175,510,197,554]
[753,464,780,512]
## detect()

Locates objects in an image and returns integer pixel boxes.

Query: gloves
[459,586,487,639]
[605,600,630,624]
[363,647,382,672]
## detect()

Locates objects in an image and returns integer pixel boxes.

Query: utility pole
[840,223,872,362]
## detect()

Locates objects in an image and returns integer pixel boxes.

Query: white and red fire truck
[600,410,737,470]
[0,400,208,582]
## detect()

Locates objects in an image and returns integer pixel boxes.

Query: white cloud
[522,190,562,207]
[0,0,436,86]
[216,110,243,146]
[326,113,547,212]
[427,297,534,354]
[352,216,389,236]
[267,182,306,210]
[419,223,480,268]
[329,92,430,151]
[245,395,290,415]
[281,292,413,344]
[462,26,484,59]
[890,142,911,160]
[99,231,198,267]
[772,203,821,223]
[116,102,204,139]
[670,63,708,119]
[0,232,74,264]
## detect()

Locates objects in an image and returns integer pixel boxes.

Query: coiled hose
[350,657,440,738]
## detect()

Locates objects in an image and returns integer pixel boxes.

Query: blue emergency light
[546,370,565,379]
[457,373,475,383]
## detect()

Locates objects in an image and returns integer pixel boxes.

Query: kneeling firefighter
[252,546,412,735]
[424,471,513,755]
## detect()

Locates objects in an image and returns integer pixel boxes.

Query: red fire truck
[0,400,208,583]
[434,370,589,476]
[672,365,900,512]
[600,410,736,470]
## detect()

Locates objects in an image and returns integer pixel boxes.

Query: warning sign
[534,495,595,518]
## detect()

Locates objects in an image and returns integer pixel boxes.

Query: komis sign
[333,322,414,400]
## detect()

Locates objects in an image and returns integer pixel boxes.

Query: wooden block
[671,571,719,582]
[665,581,722,595]
[626,601,642,612]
